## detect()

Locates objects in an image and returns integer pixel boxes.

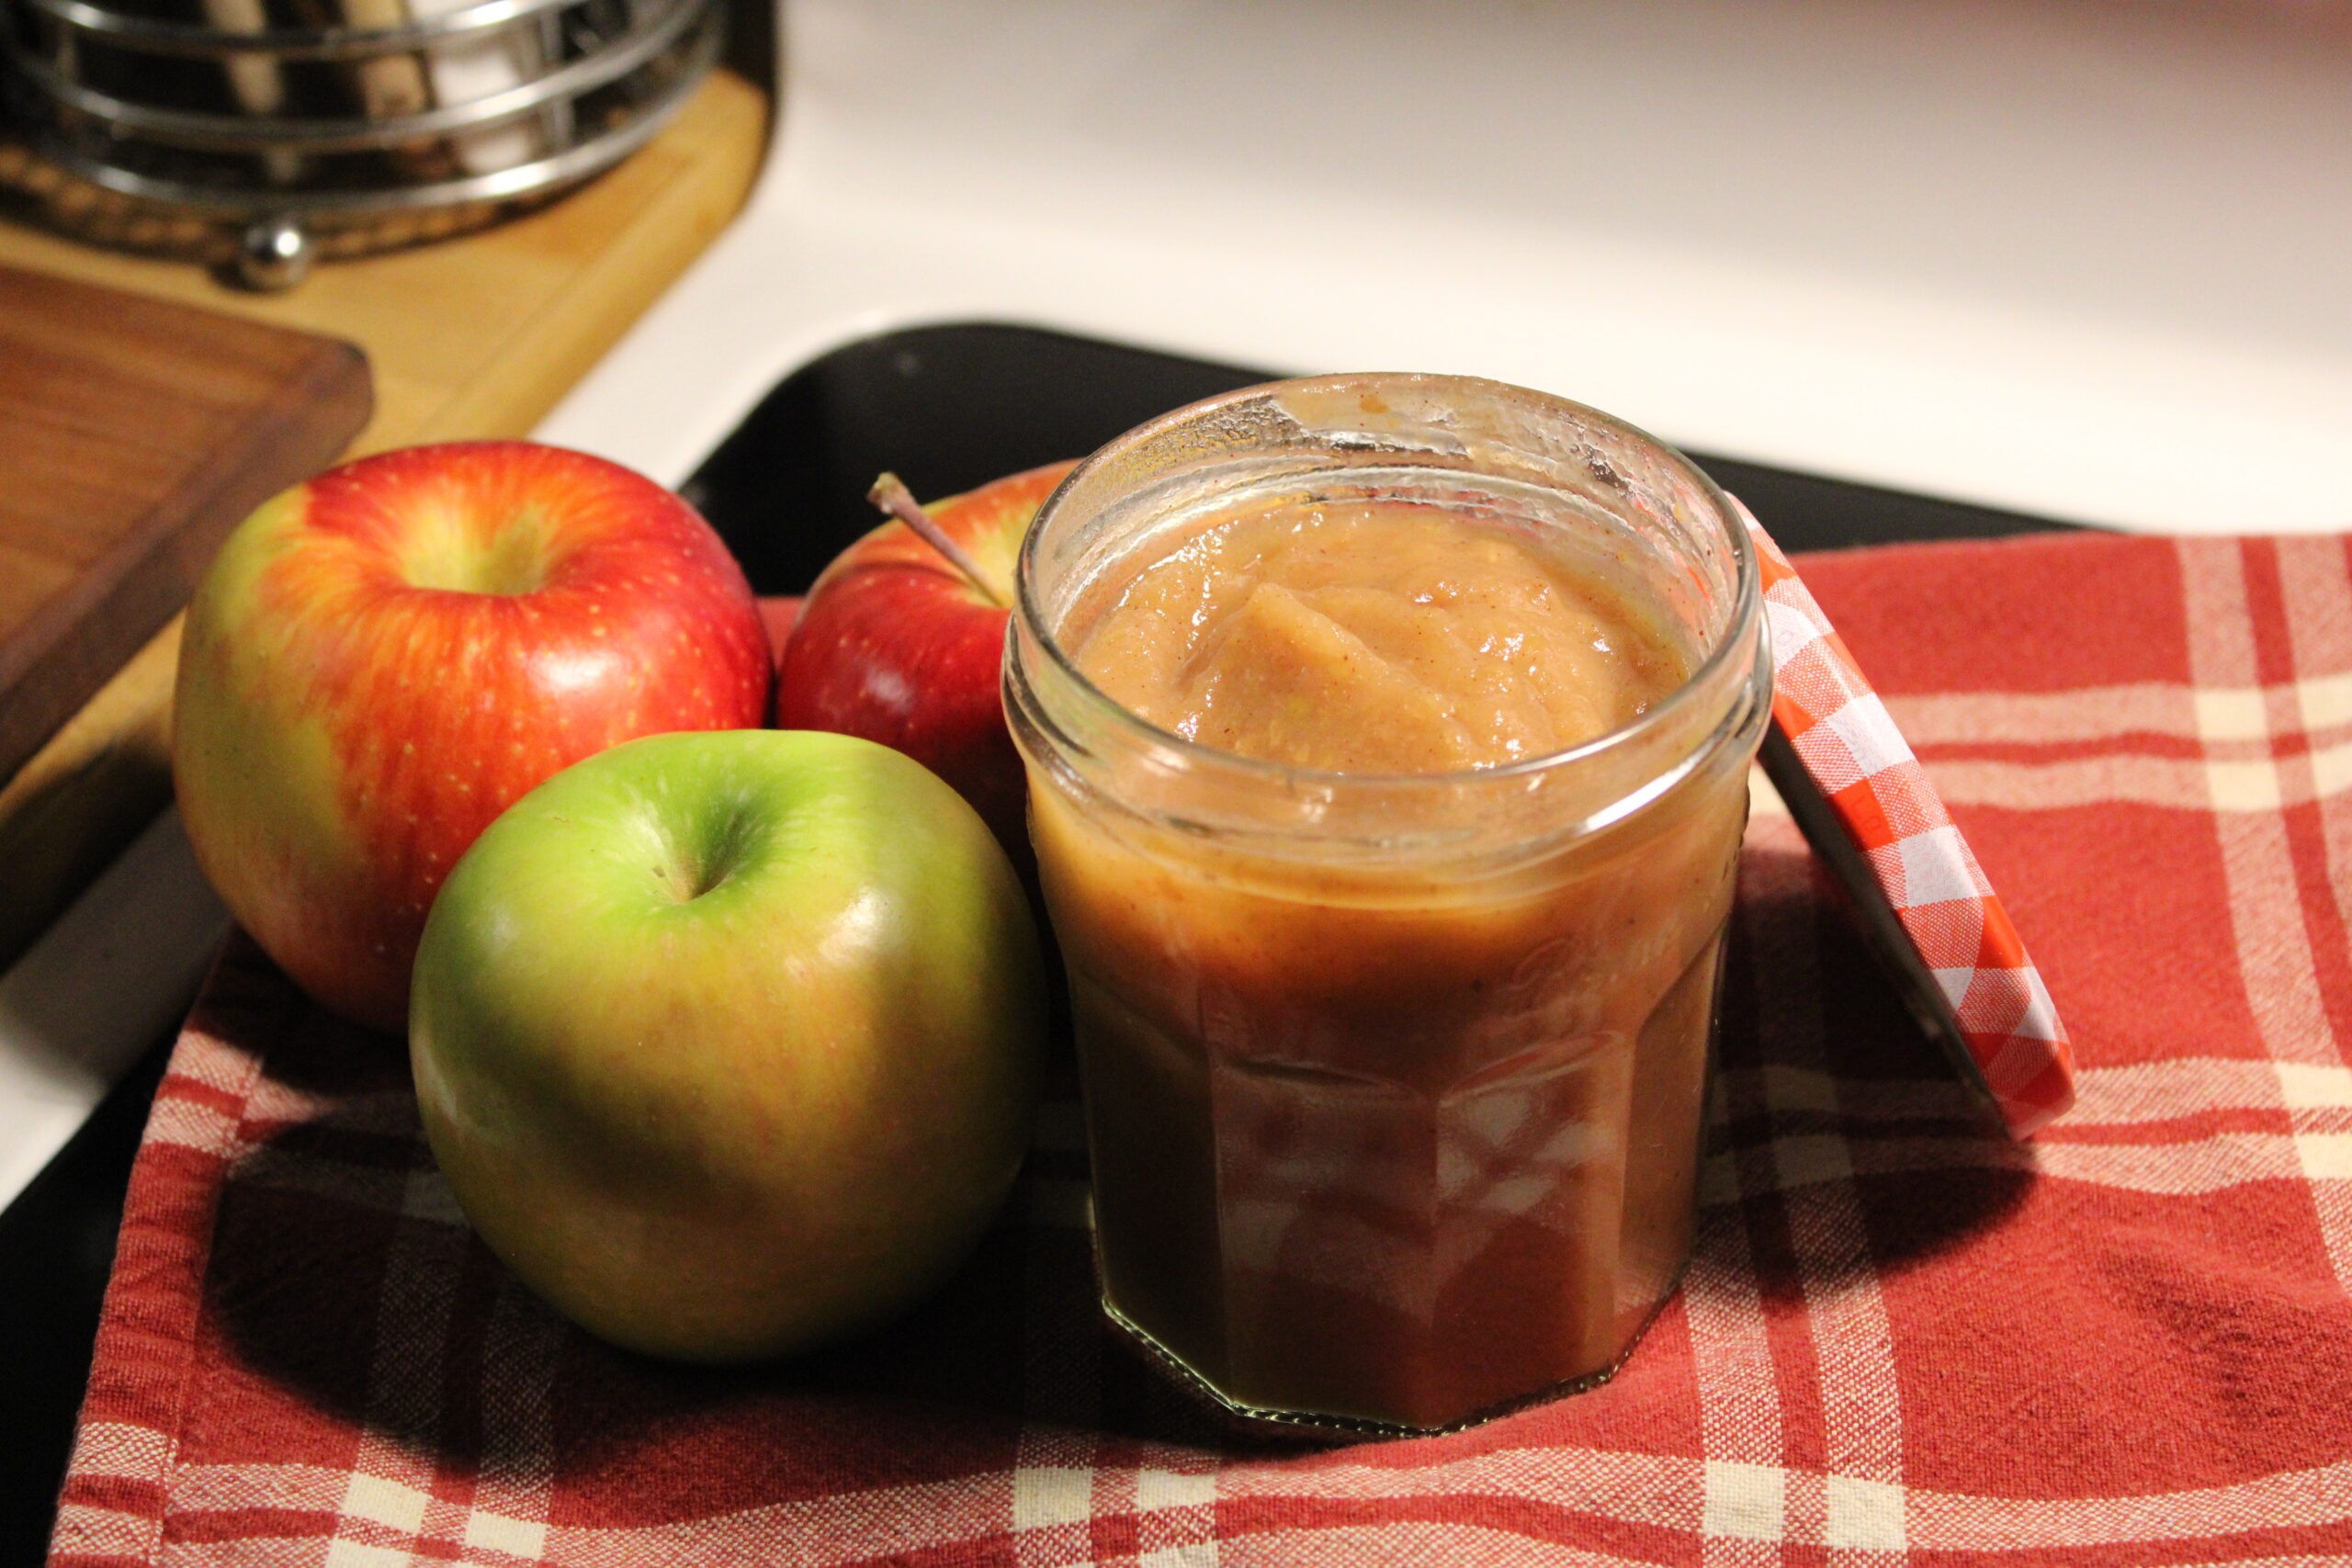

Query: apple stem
[867,473,1010,608]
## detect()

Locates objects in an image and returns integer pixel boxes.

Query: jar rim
[1012,372,1765,793]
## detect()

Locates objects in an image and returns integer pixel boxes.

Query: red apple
[775,461,1076,861]
[173,441,773,1032]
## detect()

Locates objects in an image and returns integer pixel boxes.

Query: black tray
[1,321,2072,1567]
[680,322,2061,596]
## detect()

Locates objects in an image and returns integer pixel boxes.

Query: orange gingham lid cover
[1736,501,2076,1138]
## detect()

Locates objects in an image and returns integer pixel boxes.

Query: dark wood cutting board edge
[0,265,373,786]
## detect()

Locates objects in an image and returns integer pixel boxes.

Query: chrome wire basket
[0,0,721,284]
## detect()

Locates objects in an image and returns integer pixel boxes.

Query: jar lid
[1736,501,2075,1137]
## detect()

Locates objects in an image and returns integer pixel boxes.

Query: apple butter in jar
[1003,374,1769,1436]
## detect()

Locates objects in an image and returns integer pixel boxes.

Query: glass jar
[1003,373,1769,1436]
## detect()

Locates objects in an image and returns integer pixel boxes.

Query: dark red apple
[775,461,1075,860]
[173,440,774,1032]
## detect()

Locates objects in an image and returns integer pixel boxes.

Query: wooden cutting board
[0,68,764,977]
[0,265,372,787]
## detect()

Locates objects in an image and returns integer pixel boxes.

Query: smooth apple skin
[776,462,1075,862]
[409,728,1047,1362]
[173,443,772,1032]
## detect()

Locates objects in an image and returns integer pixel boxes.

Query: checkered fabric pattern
[50,531,2352,1564]
[1738,506,2075,1137]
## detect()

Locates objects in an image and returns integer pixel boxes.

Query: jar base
[1094,1259,1690,1443]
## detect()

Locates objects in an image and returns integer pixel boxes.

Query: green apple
[409,728,1046,1361]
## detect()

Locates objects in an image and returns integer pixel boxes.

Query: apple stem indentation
[656,802,759,903]
[867,473,1009,608]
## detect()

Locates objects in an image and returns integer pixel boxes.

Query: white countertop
[547,0,2352,535]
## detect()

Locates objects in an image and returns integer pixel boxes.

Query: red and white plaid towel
[49,530,2352,1565]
